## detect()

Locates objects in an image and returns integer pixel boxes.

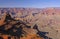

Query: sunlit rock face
[0,8,60,39]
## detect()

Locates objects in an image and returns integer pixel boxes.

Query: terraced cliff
[0,8,60,39]
[0,11,50,39]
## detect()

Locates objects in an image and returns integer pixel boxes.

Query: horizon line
[0,7,60,9]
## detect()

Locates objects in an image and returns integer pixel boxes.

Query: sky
[0,0,60,8]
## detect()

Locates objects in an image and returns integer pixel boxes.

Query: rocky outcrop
[0,8,60,39]
[0,11,50,39]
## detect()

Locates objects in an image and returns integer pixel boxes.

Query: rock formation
[0,11,50,39]
[0,8,60,39]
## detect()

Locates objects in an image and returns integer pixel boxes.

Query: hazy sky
[0,0,60,8]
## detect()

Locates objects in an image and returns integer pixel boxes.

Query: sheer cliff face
[0,8,60,39]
